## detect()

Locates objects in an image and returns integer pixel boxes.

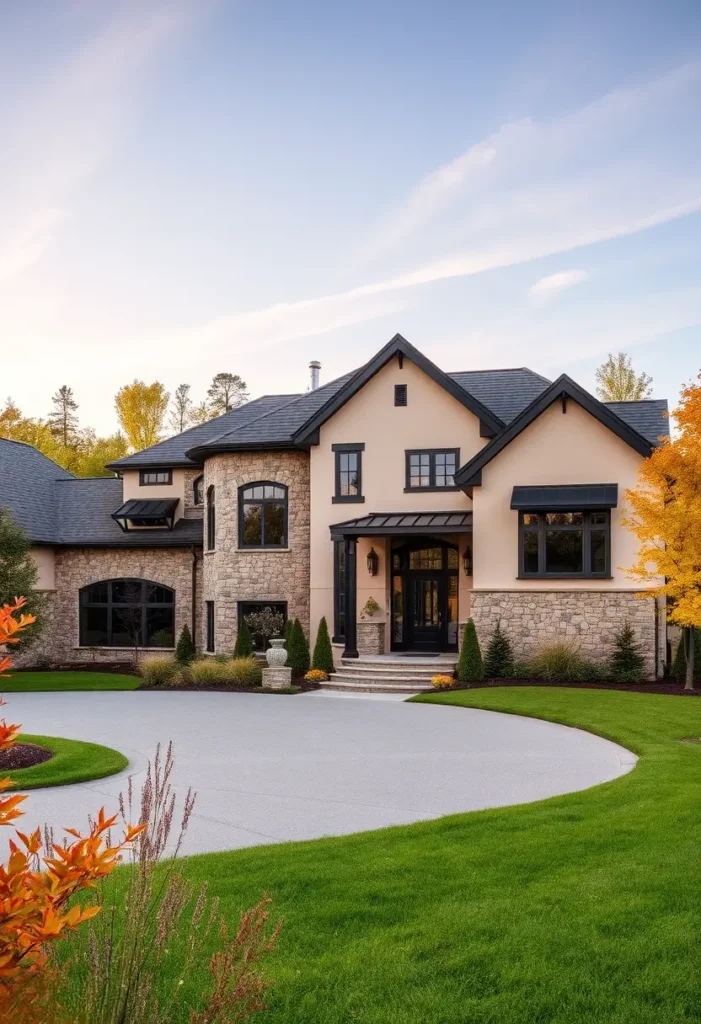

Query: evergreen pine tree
[234,619,254,658]
[175,624,195,664]
[287,617,310,677]
[0,509,44,653]
[311,616,334,674]
[483,620,514,678]
[609,620,645,683]
[672,629,701,684]
[456,619,483,683]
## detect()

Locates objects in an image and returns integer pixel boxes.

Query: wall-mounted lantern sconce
[463,544,473,577]
[367,547,379,576]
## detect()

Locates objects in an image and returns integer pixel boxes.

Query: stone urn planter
[265,637,287,667]
[263,637,292,690]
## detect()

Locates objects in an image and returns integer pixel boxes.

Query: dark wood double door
[391,540,459,653]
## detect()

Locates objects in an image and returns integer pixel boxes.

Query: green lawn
[60,688,701,1022]
[1,671,140,691]
[7,733,128,789]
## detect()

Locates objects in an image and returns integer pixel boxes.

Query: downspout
[191,546,198,648]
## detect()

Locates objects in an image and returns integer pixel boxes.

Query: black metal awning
[112,499,179,532]
[330,510,472,539]
[510,484,618,511]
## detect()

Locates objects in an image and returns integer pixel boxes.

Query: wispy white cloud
[0,0,205,284]
[528,269,589,303]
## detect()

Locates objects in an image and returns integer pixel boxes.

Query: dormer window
[140,469,172,485]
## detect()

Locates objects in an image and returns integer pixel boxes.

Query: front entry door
[408,574,443,652]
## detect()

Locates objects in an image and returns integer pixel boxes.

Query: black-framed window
[193,475,204,506]
[332,443,364,503]
[79,579,174,647]
[405,449,459,491]
[139,469,172,485]
[205,601,215,652]
[519,511,611,578]
[333,540,346,641]
[206,485,216,550]
[239,482,288,548]
[238,601,288,651]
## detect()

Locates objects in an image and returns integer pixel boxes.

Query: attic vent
[394,384,408,407]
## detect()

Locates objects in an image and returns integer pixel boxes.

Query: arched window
[239,482,288,548]
[79,579,174,648]
[207,485,216,550]
[193,474,204,506]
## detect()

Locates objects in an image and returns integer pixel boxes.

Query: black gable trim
[454,375,654,489]
[293,334,504,444]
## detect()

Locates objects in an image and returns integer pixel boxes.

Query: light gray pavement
[9,690,636,856]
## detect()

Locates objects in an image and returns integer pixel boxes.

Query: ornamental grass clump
[527,641,603,682]
[224,656,263,688]
[456,619,483,683]
[55,742,282,1023]
[139,653,177,686]
[190,657,262,688]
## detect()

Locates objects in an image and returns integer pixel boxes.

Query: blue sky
[2,0,700,434]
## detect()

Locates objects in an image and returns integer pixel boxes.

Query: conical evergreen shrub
[175,624,195,665]
[456,618,483,683]
[287,617,310,677]
[234,619,254,658]
[311,616,334,674]
[672,628,701,684]
[609,620,645,683]
[483,620,513,679]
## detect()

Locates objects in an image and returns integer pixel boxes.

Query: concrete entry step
[335,667,448,681]
[319,679,432,694]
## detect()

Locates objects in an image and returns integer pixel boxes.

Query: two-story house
[1,334,669,679]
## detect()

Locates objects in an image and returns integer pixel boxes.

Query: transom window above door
[405,449,459,491]
[239,482,288,547]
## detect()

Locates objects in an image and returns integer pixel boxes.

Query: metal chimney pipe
[309,360,321,391]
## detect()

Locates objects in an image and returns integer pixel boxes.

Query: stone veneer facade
[469,589,661,679]
[202,451,310,653]
[45,547,202,665]
[356,621,385,655]
[184,468,204,519]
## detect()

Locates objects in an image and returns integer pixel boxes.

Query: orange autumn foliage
[0,598,145,1011]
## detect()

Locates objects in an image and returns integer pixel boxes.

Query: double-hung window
[405,449,459,491]
[332,444,364,503]
[519,511,611,578]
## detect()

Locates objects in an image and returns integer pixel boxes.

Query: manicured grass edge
[6,734,129,790]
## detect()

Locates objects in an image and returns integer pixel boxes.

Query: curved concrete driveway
[11,691,636,856]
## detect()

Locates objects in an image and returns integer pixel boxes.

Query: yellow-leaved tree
[623,372,701,689]
[114,380,169,451]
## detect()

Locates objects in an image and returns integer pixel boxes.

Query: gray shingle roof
[447,368,551,423]
[108,394,301,469]
[0,439,73,543]
[186,371,357,457]
[603,400,669,446]
[56,479,202,547]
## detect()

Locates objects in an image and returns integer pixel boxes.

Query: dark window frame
[404,448,460,492]
[332,443,365,504]
[238,481,289,549]
[79,578,175,648]
[205,600,215,653]
[206,485,216,550]
[193,474,204,506]
[518,510,611,579]
[139,469,172,486]
[237,601,288,651]
[333,540,346,642]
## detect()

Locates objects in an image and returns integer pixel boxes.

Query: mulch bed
[470,679,701,697]
[0,743,53,770]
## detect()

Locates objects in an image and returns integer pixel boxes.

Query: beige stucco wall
[310,357,482,643]
[121,469,188,521]
[30,546,56,590]
[471,399,658,592]
[202,451,310,653]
